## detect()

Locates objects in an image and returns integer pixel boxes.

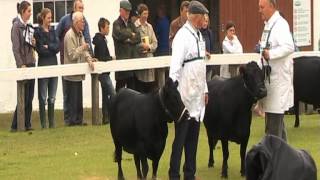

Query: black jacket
[34,26,59,66]
[200,28,214,53]
[246,135,317,180]
[112,16,141,80]
[92,33,112,62]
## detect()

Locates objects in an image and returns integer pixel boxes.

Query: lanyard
[185,26,201,58]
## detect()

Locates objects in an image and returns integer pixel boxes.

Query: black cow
[110,78,188,180]
[204,61,267,178]
[293,56,320,127]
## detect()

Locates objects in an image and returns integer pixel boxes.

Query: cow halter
[242,78,259,102]
[158,88,189,123]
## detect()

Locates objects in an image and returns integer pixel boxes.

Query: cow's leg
[141,156,149,179]
[134,154,142,179]
[151,159,159,180]
[221,140,229,178]
[207,132,218,168]
[240,138,249,177]
[115,145,124,180]
[294,98,300,127]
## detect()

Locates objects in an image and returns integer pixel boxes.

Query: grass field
[0,110,319,180]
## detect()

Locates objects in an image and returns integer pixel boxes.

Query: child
[92,17,115,124]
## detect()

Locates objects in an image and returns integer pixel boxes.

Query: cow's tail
[109,93,118,124]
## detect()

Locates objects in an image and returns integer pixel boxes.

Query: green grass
[0,110,319,180]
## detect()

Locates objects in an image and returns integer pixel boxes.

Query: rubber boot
[39,103,46,128]
[48,103,55,128]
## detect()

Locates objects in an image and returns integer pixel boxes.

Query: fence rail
[1,51,319,131]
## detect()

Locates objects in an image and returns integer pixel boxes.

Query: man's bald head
[73,0,84,12]
[259,0,277,21]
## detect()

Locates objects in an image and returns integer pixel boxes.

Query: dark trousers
[169,118,200,180]
[99,73,115,121]
[265,112,287,142]
[11,79,35,130]
[62,78,70,124]
[65,80,83,125]
[115,77,135,92]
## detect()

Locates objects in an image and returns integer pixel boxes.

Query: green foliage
[0,111,319,180]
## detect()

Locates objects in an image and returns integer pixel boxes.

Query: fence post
[17,81,25,131]
[91,74,100,125]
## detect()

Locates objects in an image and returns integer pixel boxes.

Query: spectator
[63,11,96,126]
[259,0,295,141]
[10,1,36,132]
[200,14,214,81]
[154,3,170,88]
[112,0,141,92]
[34,8,59,128]
[134,3,158,93]
[155,3,170,56]
[168,1,209,179]
[56,0,92,125]
[169,1,190,48]
[220,21,243,79]
[92,18,115,124]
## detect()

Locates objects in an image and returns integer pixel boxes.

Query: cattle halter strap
[242,78,258,102]
[158,88,189,123]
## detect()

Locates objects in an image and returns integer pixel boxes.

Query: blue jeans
[99,73,115,120]
[38,77,58,106]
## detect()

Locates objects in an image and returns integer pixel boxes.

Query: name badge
[260,29,269,49]
[199,41,206,57]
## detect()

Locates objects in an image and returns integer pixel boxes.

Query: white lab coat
[259,11,295,113]
[169,21,208,122]
[220,35,243,78]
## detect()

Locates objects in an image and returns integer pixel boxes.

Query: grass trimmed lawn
[0,110,319,180]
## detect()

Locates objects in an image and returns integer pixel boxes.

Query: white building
[0,0,319,113]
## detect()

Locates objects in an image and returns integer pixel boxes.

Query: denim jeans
[38,77,58,106]
[11,79,35,130]
[99,73,115,119]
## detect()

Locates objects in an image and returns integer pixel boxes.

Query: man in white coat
[168,1,209,179]
[258,0,294,142]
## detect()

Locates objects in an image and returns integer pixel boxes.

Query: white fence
[1,51,320,130]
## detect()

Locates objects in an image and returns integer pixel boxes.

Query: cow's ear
[174,80,179,87]
[239,65,246,75]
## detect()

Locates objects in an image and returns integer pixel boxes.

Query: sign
[293,0,312,47]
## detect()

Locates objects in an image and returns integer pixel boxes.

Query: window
[33,0,73,25]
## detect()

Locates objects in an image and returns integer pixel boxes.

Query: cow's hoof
[221,172,228,178]
[117,177,125,180]
[240,169,245,177]
[208,161,214,168]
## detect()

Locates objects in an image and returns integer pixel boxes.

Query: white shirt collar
[265,11,281,28]
[134,19,149,27]
[186,20,198,34]
[18,14,27,26]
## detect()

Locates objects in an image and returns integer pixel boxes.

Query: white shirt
[169,21,208,122]
[259,11,295,113]
[220,35,243,78]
